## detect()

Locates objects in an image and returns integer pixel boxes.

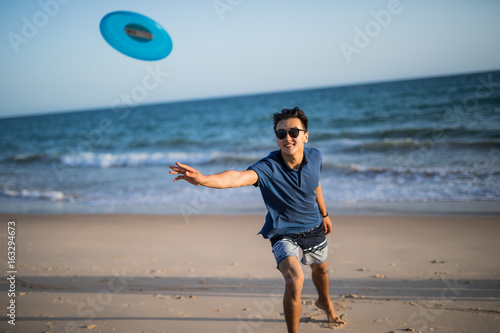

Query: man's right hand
[169,162,206,186]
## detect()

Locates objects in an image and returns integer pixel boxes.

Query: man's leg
[278,256,304,333]
[310,261,344,323]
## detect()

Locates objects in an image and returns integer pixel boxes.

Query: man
[169,107,343,332]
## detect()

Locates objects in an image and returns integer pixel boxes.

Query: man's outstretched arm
[169,162,258,189]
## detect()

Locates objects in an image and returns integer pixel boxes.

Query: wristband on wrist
[322,212,328,218]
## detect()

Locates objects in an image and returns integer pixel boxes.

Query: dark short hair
[273,107,308,132]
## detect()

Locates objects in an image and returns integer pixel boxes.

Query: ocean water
[1,71,500,215]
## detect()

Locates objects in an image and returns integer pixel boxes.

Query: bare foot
[315,299,344,324]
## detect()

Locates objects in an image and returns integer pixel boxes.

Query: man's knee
[312,262,329,275]
[279,258,304,293]
[284,274,304,297]
[284,270,304,286]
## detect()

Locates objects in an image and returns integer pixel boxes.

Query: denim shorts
[270,222,328,268]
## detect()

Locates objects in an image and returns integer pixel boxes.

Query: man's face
[276,118,309,156]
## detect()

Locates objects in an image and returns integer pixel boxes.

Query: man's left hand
[323,216,332,235]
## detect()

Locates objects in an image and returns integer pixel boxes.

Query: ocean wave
[314,126,498,141]
[447,140,500,148]
[322,162,500,178]
[340,138,417,152]
[3,153,50,163]
[128,138,199,148]
[0,188,69,201]
[57,150,268,168]
[59,151,226,168]
[313,128,432,140]
[334,138,500,153]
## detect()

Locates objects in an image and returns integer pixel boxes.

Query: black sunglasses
[275,128,306,140]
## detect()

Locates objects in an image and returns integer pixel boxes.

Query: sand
[0,213,499,332]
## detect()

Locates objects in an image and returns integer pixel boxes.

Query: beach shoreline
[0,213,499,332]
[1,200,499,216]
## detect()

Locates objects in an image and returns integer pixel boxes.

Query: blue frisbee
[100,11,172,61]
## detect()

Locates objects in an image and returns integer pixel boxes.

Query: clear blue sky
[1,0,499,118]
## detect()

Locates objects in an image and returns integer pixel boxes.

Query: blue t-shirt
[247,147,323,239]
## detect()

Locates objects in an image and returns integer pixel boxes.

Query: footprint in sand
[153,294,171,300]
[431,260,448,264]
[46,321,55,331]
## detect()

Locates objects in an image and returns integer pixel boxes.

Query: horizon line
[2,68,499,120]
